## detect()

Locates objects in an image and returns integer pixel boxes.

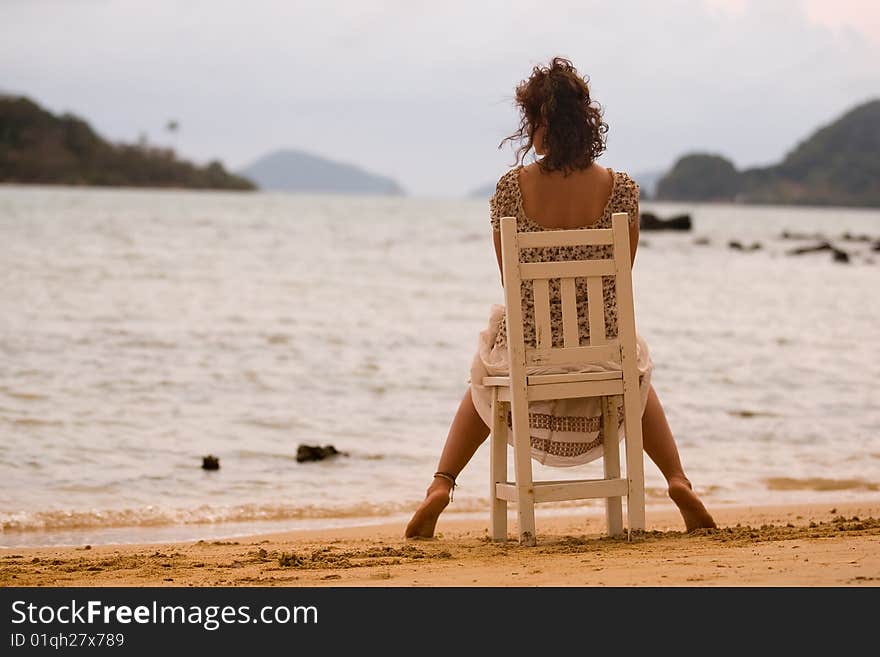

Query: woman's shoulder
[488,167,524,230]
[610,169,640,210]
[493,167,522,197]
[611,169,639,196]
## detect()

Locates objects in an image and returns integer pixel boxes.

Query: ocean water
[1,185,878,547]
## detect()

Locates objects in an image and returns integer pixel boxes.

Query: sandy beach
[2,501,878,587]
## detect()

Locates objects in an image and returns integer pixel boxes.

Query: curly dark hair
[499,57,608,174]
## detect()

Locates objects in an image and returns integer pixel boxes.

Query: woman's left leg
[405,389,490,538]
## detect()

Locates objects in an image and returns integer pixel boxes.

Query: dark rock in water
[787,241,833,255]
[693,237,711,246]
[202,455,220,470]
[872,241,880,252]
[640,212,692,231]
[780,230,827,241]
[831,248,850,263]
[728,241,760,251]
[296,444,348,463]
[840,232,872,242]
[788,241,849,263]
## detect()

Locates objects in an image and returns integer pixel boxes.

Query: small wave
[236,417,305,431]
[0,499,480,534]
[764,477,879,492]
[1,495,606,535]
[117,339,178,349]
[10,369,41,377]
[728,409,780,418]
[646,484,721,499]
[235,449,300,462]
[243,370,276,390]
[0,388,48,401]
[3,417,63,427]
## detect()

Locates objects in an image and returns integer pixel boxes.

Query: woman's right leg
[641,384,716,531]
[404,389,490,538]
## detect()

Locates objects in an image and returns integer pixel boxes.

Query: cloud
[805,0,880,42]
[1,0,878,195]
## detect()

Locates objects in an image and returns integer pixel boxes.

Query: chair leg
[489,392,508,542]
[602,396,624,537]
[511,404,536,547]
[622,379,646,538]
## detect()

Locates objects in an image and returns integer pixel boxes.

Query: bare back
[517,162,614,230]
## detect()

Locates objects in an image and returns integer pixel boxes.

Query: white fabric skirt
[468,304,654,467]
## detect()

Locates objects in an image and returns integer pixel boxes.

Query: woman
[405,57,716,539]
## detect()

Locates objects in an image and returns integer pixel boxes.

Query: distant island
[0,95,254,190]
[240,149,404,195]
[656,99,880,207]
[630,169,666,199]
[468,181,497,199]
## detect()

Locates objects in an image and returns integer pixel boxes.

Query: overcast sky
[2,0,879,196]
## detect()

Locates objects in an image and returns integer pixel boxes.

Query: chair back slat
[610,212,640,372]
[532,278,552,350]
[529,343,620,366]
[520,260,615,280]
[560,278,579,347]
[499,216,530,412]
[517,228,614,248]
[586,277,607,345]
[500,213,631,369]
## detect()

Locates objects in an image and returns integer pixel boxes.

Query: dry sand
[2,502,878,587]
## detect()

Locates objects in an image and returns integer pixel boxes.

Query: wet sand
[2,502,878,587]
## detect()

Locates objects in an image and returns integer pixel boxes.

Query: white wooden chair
[485,213,645,546]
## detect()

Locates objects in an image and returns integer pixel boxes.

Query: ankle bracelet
[433,471,457,502]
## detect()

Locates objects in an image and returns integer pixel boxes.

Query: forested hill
[0,95,255,190]
[656,99,880,207]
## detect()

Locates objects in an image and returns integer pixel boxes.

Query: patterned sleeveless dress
[468,166,654,467]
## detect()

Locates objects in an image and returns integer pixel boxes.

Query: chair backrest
[499,213,638,373]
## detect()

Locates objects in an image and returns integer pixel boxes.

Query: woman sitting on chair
[405,57,716,538]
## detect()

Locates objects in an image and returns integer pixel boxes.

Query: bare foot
[667,476,717,532]
[405,480,452,539]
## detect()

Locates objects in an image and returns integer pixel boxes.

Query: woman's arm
[629,202,640,266]
[493,229,504,286]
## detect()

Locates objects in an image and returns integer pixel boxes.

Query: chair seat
[483,369,622,387]
[483,370,624,402]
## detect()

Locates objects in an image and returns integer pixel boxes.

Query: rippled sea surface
[1,185,878,546]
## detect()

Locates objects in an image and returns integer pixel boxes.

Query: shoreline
[7,494,879,550]
[2,501,878,587]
